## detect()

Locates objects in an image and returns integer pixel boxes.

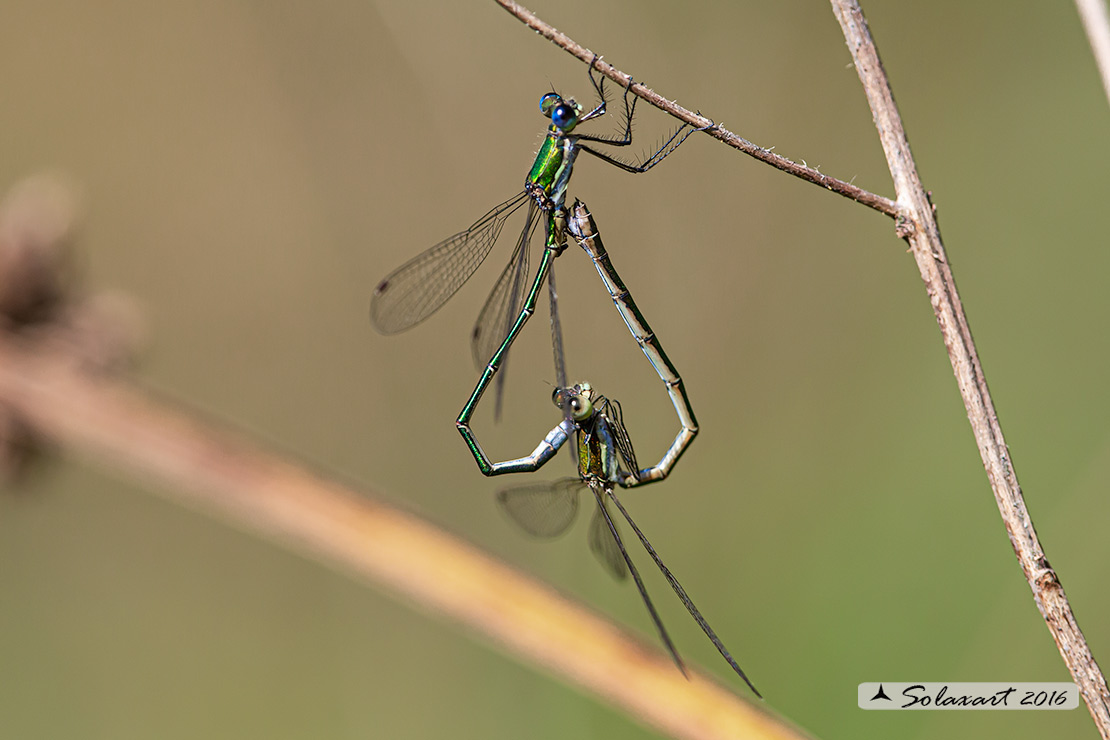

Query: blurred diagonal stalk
[1076,0,1110,106]
[0,329,803,740]
[0,172,801,738]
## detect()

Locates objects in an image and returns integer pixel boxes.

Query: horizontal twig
[494,0,900,218]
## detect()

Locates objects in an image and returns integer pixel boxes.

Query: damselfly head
[553,382,595,422]
[539,92,580,133]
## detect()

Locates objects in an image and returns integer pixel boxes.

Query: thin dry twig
[1076,0,1110,107]
[493,0,900,218]
[828,1,1110,735]
[0,327,806,740]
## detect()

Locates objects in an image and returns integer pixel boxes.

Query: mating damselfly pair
[370,59,758,695]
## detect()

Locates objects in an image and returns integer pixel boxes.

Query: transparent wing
[370,191,531,334]
[605,488,760,696]
[470,198,541,369]
[601,397,640,479]
[590,485,687,675]
[496,478,583,538]
[588,494,628,581]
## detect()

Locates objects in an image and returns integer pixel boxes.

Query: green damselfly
[494,383,760,695]
[369,59,706,465]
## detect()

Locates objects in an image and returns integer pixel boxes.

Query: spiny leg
[577,62,636,144]
[576,57,703,172]
[577,54,610,124]
[578,121,703,174]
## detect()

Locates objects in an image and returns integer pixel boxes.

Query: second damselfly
[494,382,760,695]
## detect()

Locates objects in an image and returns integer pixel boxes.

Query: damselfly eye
[551,103,578,131]
[539,93,560,117]
[568,395,592,421]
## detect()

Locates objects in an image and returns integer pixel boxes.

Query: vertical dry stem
[829,1,1110,735]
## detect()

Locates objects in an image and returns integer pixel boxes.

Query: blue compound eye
[551,103,578,131]
[539,93,560,117]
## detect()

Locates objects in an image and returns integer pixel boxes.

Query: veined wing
[370,191,531,334]
[587,488,628,582]
[496,478,583,538]
[601,397,640,481]
[470,198,542,370]
[589,485,687,676]
[605,488,760,696]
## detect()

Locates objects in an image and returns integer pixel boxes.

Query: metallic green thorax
[577,412,619,483]
[526,129,577,211]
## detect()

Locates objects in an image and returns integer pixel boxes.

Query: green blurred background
[1,1,1107,738]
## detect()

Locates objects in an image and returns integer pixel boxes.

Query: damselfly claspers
[494,383,760,696]
[369,59,707,467]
